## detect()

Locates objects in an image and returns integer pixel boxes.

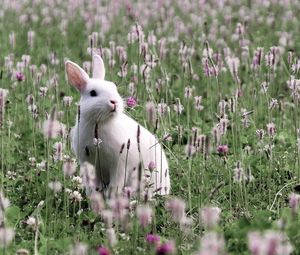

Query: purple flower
[127,96,137,108]
[146,234,160,246]
[97,246,110,255]
[217,145,229,155]
[156,241,175,255]
[148,161,156,172]
[16,72,25,82]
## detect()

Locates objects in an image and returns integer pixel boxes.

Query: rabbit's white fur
[66,55,170,197]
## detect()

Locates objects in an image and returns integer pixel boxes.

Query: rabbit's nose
[110,100,117,111]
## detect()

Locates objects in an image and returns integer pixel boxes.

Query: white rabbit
[65,55,170,198]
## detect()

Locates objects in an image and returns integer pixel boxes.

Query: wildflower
[27,30,35,48]
[197,232,225,255]
[108,196,129,221]
[194,96,204,111]
[265,46,280,71]
[25,216,39,231]
[16,72,25,82]
[269,98,279,110]
[126,96,137,108]
[248,231,293,255]
[63,158,77,176]
[7,170,16,180]
[266,123,276,137]
[80,162,96,190]
[256,129,265,141]
[148,161,156,172]
[53,142,64,161]
[289,193,300,215]
[9,32,15,48]
[233,161,247,183]
[90,191,104,215]
[63,96,73,107]
[123,186,134,199]
[42,107,66,139]
[146,234,160,246]
[16,249,30,255]
[148,31,157,46]
[173,98,184,114]
[97,246,110,255]
[117,62,128,78]
[39,87,48,97]
[218,115,229,136]
[0,89,9,123]
[156,241,176,255]
[218,100,227,115]
[70,191,83,202]
[101,209,113,228]
[48,181,62,193]
[136,205,153,228]
[165,197,186,223]
[185,144,196,158]
[200,207,221,229]
[217,145,229,156]
[0,227,15,247]
[146,101,157,125]
[184,87,193,99]
[0,192,10,222]
[69,242,88,255]
[0,192,10,210]
[157,102,168,116]
[106,228,117,247]
[225,56,240,77]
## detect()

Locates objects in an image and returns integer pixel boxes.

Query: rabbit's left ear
[92,54,105,80]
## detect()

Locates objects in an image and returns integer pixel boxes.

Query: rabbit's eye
[90,90,97,97]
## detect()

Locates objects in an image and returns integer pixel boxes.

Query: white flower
[48,181,62,193]
[63,159,77,176]
[25,216,40,230]
[70,191,83,202]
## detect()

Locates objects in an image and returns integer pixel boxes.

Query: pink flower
[165,197,186,223]
[97,246,110,255]
[146,234,160,246]
[148,161,156,172]
[136,205,153,228]
[266,123,276,137]
[289,193,300,215]
[156,241,176,255]
[16,72,25,81]
[200,207,221,229]
[127,96,137,108]
[217,145,229,155]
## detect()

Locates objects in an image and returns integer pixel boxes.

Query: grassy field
[1,0,300,254]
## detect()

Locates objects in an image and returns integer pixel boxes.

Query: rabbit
[65,54,170,198]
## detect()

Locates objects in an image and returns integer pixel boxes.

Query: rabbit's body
[66,55,170,197]
[72,112,170,196]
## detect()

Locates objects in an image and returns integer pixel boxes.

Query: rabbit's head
[65,55,124,122]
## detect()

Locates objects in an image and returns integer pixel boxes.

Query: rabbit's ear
[92,54,105,80]
[65,60,89,92]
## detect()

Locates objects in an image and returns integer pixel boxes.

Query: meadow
[1,0,300,254]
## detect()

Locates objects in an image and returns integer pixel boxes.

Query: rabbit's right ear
[65,60,89,92]
[92,54,105,80]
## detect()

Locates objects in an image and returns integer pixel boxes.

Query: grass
[1,0,300,254]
